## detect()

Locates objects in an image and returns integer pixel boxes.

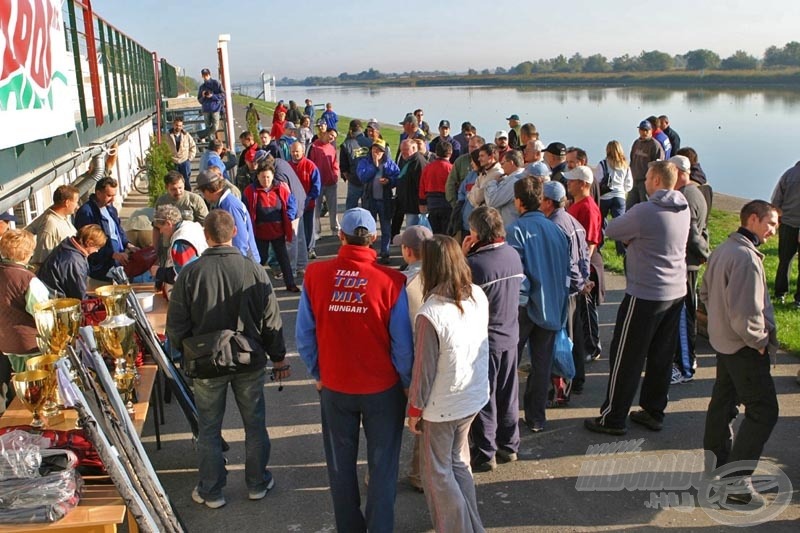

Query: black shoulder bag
[181,259,266,379]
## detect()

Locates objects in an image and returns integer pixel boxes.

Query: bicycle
[132,156,149,195]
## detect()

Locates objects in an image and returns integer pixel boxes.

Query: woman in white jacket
[407,235,490,533]
[595,140,633,255]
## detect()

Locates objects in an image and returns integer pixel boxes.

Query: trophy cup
[96,315,138,415]
[31,298,82,424]
[12,370,50,428]
[33,298,82,356]
[25,354,62,419]
[96,285,140,380]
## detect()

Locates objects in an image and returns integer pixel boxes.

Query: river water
[250,85,800,201]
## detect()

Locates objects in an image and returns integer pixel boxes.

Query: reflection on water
[241,85,800,200]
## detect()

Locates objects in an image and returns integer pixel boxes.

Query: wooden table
[0,287,169,533]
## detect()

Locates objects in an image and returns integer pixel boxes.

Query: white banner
[0,0,77,150]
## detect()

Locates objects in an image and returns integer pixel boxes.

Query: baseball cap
[340,208,376,235]
[506,114,520,121]
[196,169,221,188]
[543,181,566,202]
[246,149,268,165]
[526,161,552,178]
[439,120,450,129]
[349,119,363,131]
[392,225,433,253]
[284,121,296,131]
[638,120,652,130]
[495,130,508,139]
[669,155,691,173]
[201,68,211,75]
[315,118,326,127]
[543,142,566,156]
[371,138,387,151]
[366,121,380,131]
[400,113,418,126]
[0,212,17,223]
[565,166,594,184]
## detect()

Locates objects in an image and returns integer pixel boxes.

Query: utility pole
[217,34,235,150]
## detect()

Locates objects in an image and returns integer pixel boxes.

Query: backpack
[599,160,612,196]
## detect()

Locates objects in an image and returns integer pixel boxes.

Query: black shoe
[471,457,497,473]
[584,417,627,436]
[377,255,391,265]
[724,478,766,507]
[571,382,584,395]
[496,450,518,464]
[585,351,601,363]
[629,409,663,431]
[524,419,545,433]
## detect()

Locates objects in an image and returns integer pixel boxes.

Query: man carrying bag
[167,210,290,509]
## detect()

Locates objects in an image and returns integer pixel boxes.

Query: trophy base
[42,412,66,426]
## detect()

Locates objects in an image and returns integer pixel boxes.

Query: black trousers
[599,294,683,428]
[427,207,452,235]
[517,308,557,426]
[469,348,520,463]
[568,294,587,386]
[774,223,799,301]
[703,347,778,477]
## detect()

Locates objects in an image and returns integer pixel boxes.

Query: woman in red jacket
[244,161,299,292]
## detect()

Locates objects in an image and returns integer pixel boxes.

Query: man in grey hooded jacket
[585,161,689,435]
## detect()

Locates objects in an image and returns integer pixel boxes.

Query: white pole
[217,34,235,150]
[261,71,267,101]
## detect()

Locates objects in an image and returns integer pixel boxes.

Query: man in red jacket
[296,208,414,532]
[308,129,341,240]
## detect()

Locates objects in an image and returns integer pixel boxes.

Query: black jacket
[166,246,286,371]
[396,153,428,215]
[38,238,89,299]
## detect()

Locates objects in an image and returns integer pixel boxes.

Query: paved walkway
[120,112,800,532]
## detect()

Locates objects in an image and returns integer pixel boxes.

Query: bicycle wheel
[133,169,149,194]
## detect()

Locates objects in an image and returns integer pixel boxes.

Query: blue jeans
[320,384,406,533]
[176,160,192,190]
[345,181,364,210]
[600,196,626,256]
[369,199,393,256]
[194,368,271,499]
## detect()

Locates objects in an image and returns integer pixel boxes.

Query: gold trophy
[96,315,138,415]
[96,285,139,379]
[25,354,62,419]
[12,370,50,428]
[31,298,81,424]
[33,298,82,357]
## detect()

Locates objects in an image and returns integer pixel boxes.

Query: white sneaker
[249,477,275,500]
[192,487,226,509]
[670,367,683,385]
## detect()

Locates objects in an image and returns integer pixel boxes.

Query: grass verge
[603,208,800,354]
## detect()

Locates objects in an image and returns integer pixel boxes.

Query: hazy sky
[96,0,800,81]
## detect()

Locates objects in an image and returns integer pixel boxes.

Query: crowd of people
[0,78,795,531]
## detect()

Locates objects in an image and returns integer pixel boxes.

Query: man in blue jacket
[356,139,400,264]
[506,177,570,433]
[74,177,131,284]
[196,170,260,264]
[197,68,224,142]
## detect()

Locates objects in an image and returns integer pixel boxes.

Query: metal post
[261,71,267,102]
[152,52,162,144]
[217,34,235,150]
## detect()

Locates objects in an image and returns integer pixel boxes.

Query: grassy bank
[602,208,800,354]
[311,68,800,90]
[232,95,402,150]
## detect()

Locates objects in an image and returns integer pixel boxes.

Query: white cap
[495,130,508,140]
[564,165,594,184]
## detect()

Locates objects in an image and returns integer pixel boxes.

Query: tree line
[281,41,800,86]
